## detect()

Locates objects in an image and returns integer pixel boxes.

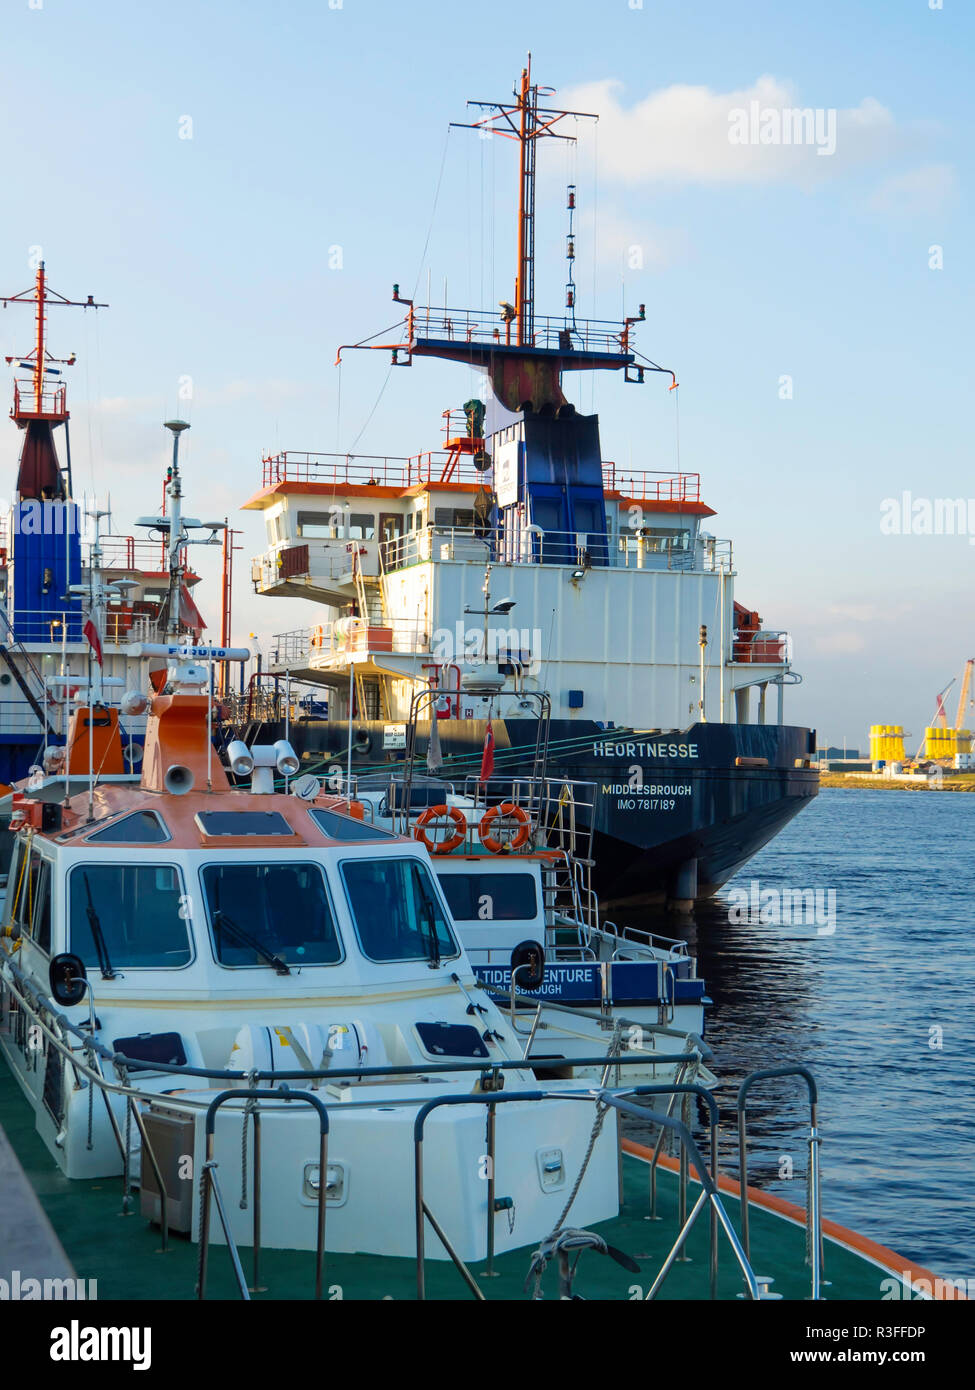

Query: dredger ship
[241,61,818,908]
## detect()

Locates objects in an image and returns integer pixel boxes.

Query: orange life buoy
[478,802,531,854]
[311,625,326,649]
[414,804,467,854]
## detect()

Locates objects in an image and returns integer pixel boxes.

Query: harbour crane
[954,658,974,730]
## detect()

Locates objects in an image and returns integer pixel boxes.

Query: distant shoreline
[819,773,975,793]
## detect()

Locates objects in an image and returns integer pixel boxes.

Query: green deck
[0,1070,897,1301]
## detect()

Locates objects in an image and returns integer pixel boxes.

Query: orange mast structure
[2,262,106,498]
[452,54,596,347]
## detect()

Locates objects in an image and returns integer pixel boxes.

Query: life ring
[414,804,467,854]
[311,625,326,648]
[479,802,531,853]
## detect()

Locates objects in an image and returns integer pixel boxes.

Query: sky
[0,0,971,748]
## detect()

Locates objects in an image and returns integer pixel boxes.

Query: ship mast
[453,54,596,347]
[2,263,106,498]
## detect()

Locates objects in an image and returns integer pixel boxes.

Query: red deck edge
[621,1138,964,1300]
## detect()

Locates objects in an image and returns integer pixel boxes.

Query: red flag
[178,583,207,639]
[83,618,103,666]
[479,719,495,784]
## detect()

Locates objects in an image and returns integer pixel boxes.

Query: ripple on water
[618,788,975,1280]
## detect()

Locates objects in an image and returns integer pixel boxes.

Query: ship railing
[380,525,735,575]
[731,629,791,665]
[267,628,313,668]
[261,449,490,490]
[617,534,734,573]
[2,955,756,1301]
[2,607,165,647]
[408,303,635,358]
[258,450,700,506]
[602,464,701,503]
[0,697,52,737]
[11,379,68,419]
[251,539,370,595]
[604,921,694,965]
[97,536,187,575]
[305,615,430,662]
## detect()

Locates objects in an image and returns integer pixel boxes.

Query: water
[639,788,975,1282]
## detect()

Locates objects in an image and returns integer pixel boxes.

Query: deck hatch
[194,810,294,837]
[415,1021,489,1059]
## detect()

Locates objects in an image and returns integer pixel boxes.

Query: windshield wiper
[213,908,292,976]
[82,872,117,980]
[411,863,442,969]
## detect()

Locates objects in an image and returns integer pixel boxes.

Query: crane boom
[955,658,974,730]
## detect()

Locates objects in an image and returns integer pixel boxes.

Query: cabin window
[11,847,53,954]
[69,864,191,969]
[201,862,342,968]
[341,857,459,964]
[309,808,396,841]
[437,871,538,922]
[347,513,375,540]
[87,810,170,844]
[433,507,475,529]
[296,511,338,539]
[32,858,52,954]
[296,510,376,541]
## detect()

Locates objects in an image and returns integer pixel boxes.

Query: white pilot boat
[352,769,713,1084]
[0,637,709,1269]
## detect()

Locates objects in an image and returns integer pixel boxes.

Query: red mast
[455,54,596,347]
[2,263,106,498]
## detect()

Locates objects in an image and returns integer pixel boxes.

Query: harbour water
[638,787,975,1284]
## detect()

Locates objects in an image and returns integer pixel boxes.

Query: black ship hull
[253,717,818,907]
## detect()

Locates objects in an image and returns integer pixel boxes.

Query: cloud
[868,163,957,215]
[560,76,918,188]
[812,630,867,655]
[586,207,687,272]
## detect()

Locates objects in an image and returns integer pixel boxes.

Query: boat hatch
[414,1021,489,1059]
[113,1031,187,1068]
[194,810,294,837]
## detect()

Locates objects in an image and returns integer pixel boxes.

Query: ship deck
[0,1070,931,1302]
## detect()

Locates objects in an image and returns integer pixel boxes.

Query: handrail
[737,1065,822,1300]
[0,952,705,1085]
[2,960,824,1302]
[198,1088,329,1301]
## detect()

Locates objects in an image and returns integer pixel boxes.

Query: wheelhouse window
[11,845,53,954]
[201,862,342,968]
[309,808,396,841]
[296,510,375,541]
[341,857,459,964]
[69,864,190,969]
[437,871,537,922]
[296,510,337,539]
[433,507,475,529]
[87,810,169,844]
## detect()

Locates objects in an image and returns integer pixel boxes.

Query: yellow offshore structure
[923,727,973,758]
[869,725,906,762]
